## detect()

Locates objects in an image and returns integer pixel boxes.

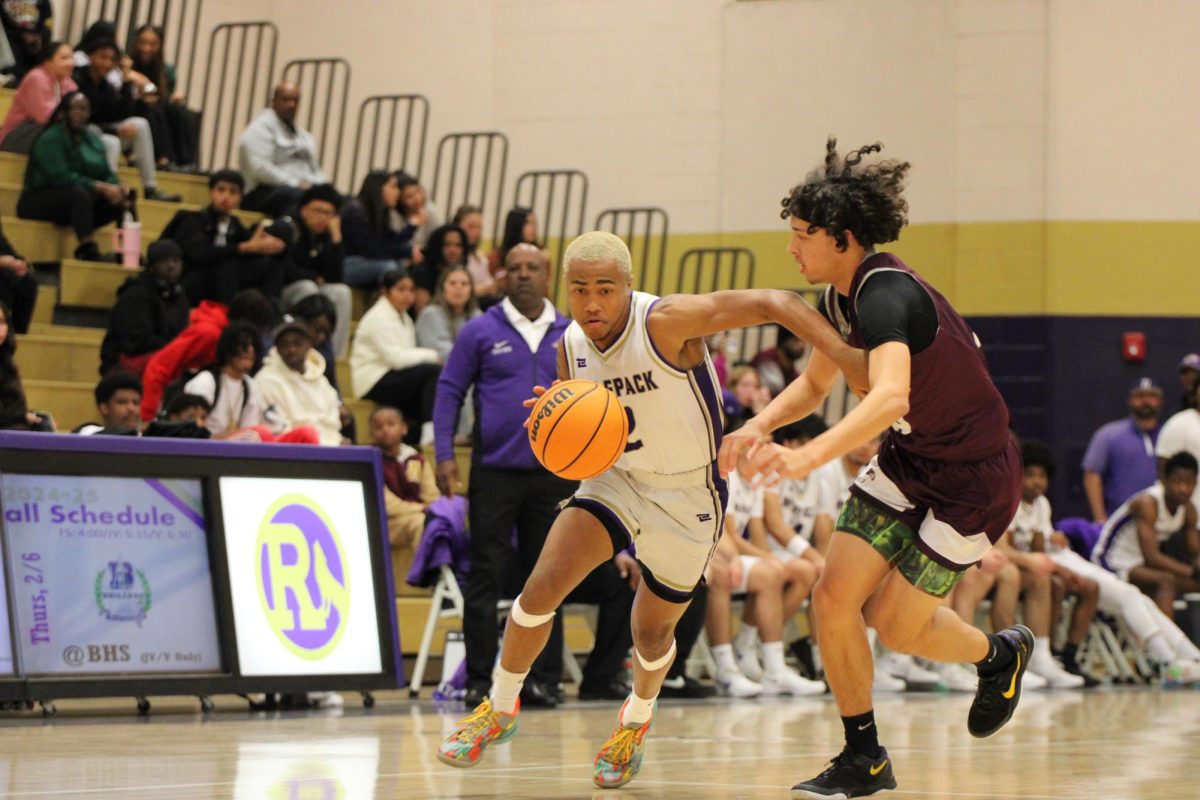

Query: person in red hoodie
[139,288,276,421]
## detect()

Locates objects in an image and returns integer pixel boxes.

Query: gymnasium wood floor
[0,688,1194,798]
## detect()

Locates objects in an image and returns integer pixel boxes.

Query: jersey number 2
[625,407,644,452]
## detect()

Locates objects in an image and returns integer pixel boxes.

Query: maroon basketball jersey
[823,252,1012,462]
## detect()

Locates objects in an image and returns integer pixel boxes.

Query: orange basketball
[527,379,629,480]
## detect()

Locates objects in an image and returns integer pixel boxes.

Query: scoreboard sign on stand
[0,433,401,711]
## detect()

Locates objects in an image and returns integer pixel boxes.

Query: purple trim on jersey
[690,361,725,453]
[638,560,699,604]
[643,297,680,369]
[1095,509,1133,573]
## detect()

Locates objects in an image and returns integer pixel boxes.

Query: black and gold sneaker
[968,624,1034,738]
[791,746,896,799]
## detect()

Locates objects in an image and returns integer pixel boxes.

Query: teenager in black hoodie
[99,238,189,375]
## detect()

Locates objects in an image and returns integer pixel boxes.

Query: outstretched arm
[647,289,865,381]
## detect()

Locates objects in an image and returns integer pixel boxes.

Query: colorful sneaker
[593,703,654,789]
[791,746,896,799]
[968,625,1034,739]
[436,698,520,768]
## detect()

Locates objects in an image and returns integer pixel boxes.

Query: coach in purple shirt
[1081,377,1163,522]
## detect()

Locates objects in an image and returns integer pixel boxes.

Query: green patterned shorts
[836,494,966,598]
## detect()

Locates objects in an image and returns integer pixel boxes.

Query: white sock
[619,691,655,727]
[1164,625,1200,661]
[712,643,737,674]
[761,641,787,676]
[1033,637,1055,668]
[489,664,528,715]
[1146,632,1177,664]
[734,623,759,653]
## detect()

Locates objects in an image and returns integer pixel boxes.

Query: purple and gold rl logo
[256,496,349,660]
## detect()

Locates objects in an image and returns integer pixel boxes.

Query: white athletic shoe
[736,647,764,682]
[930,661,978,693]
[1022,668,1049,690]
[760,668,826,697]
[717,669,763,698]
[879,653,941,687]
[1030,657,1086,689]
[872,668,906,693]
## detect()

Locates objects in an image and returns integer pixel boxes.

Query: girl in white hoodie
[257,320,345,446]
[350,267,441,444]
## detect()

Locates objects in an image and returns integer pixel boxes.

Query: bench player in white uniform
[704,459,825,696]
[1092,452,1200,614]
[437,232,866,789]
[1016,442,1200,683]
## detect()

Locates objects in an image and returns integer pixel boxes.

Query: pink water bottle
[112,218,141,268]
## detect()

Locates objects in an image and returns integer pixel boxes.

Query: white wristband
[786,536,810,557]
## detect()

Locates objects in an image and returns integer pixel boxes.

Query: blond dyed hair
[563,231,633,277]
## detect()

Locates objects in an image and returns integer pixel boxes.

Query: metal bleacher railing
[430,131,509,245]
[280,57,350,188]
[59,0,205,100]
[343,94,430,194]
[513,170,589,303]
[595,207,669,294]
[198,20,278,172]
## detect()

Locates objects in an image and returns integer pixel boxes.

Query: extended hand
[747,442,819,488]
[522,381,562,428]
[717,419,769,478]
[614,551,642,590]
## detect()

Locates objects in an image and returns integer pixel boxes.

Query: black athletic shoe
[659,675,717,699]
[968,624,1034,738]
[791,746,896,799]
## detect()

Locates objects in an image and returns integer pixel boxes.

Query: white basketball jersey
[563,291,723,476]
[1093,484,1189,573]
[769,475,830,542]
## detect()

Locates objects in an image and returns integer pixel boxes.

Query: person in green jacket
[16,90,130,261]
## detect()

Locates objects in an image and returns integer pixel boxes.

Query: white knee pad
[510,594,556,627]
[634,639,676,672]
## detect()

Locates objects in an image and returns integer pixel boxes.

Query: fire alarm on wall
[1123,332,1146,363]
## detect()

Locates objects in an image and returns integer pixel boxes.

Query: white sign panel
[220,477,382,676]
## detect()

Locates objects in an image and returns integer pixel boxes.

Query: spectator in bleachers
[140,288,276,422]
[416,265,480,361]
[751,324,806,397]
[165,169,286,305]
[1178,353,1199,411]
[1093,451,1200,615]
[128,24,200,170]
[256,319,344,446]
[75,370,142,434]
[724,364,769,433]
[238,81,327,217]
[99,238,188,376]
[341,170,422,289]
[0,217,37,334]
[0,40,75,153]
[370,405,438,549]
[1082,377,1162,523]
[810,434,881,550]
[288,293,354,440]
[17,91,129,262]
[280,183,351,357]
[163,393,209,427]
[432,243,571,708]
[0,0,51,86]
[181,322,267,438]
[72,36,179,201]
[0,298,49,430]
[411,223,468,311]
[350,267,440,445]
[453,204,496,298]
[393,172,441,247]
[487,206,538,288]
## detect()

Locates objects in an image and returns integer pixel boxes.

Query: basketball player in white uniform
[438,231,866,789]
[1092,451,1200,614]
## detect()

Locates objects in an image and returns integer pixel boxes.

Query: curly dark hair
[780,137,911,251]
[1020,438,1056,481]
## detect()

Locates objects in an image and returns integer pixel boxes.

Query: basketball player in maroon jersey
[720,138,1032,799]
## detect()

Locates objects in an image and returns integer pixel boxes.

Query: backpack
[159,365,251,424]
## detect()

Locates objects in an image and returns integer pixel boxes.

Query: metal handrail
[281,57,351,186]
[514,170,589,303]
[430,131,509,242]
[344,94,430,193]
[198,21,278,171]
[594,207,669,294]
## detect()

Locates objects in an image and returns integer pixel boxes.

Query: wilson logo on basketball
[528,386,577,444]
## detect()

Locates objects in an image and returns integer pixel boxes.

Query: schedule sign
[2,475,222,675]
[220,477,383,677]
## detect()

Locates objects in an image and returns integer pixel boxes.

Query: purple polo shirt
[1081,417,1160,514]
